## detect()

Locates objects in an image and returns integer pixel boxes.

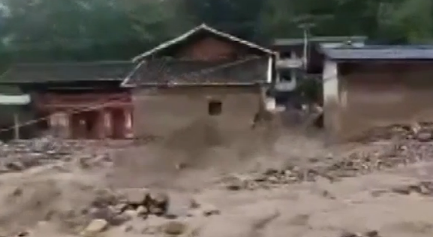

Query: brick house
[322,45,433,141]
[0,61,135,139]
[122,24,276,141]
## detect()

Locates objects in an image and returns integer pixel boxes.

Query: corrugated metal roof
[319,42,365,49]
[122,57,268,87]
[323,45,433,60]
[0,61,136,84]
[0,94,30,105]
[273,36,367,46]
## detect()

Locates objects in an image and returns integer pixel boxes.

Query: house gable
[132,24,274,62]
[174,36,241,61]
[124,24,274,87]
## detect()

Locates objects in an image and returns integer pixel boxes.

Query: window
[208,100,222,116]
[279,70,293,82]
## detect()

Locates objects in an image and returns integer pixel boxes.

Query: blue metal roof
[323,45,433,60]
[273,36,367,46]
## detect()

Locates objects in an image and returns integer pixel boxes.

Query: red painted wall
[33,92,132,111]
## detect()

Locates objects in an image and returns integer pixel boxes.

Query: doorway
[111,108,126,139]
[71,110,100,139]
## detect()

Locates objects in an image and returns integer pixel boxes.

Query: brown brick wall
[132,86,263,140]
[176,37,236,60]
[175,36,257,61]
[337,62,433,140]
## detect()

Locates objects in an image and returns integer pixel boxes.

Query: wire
[0,56,267,135]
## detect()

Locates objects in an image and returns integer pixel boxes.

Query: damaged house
[271,36,366,106]
[322,45,433,141]
[122,24,275,141]
[0,61,135,139]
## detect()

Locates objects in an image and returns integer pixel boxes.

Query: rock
[165,195,194,219]
[201,204,220,216]
[136,206,148,217]
[417,132,432,142]
[190,199,200,209]
[111,213,132,225]
[122,225,134,233]
[391,186,410,195]
[408,184,423,193]
[163,221,187,235]
[320,190,335,199]
[419,181,433,195]
[149,191,169,206]
[226,182,242,190]
[89,207,129,226]
[123,210,138,218]
[186,202,220,217]
[78,157,91,169]
[141,226,159,235]
[118,188,149,205]
[5,161,24,171]
[11,188,23,197]
[186,209,201,217]
[223,175,246,190]
[364,230,380,237]
[141,216,168,234]
[89,207,115,220]
[16,231,29,237]
[112,203,128,214]
[148,206,165,216]
[412,122,422,134]
[148,191,169,214]
[92,189,118,208]
[267,176,279,183]
[339,231,360,237]
[253,174,267,182]
[80,219,108,237]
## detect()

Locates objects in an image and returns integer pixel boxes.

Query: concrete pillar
[103,109,112,139]
[64,111,71,138]
[49,111,70,138]
[95,109,109,139]
[124,108,133,138]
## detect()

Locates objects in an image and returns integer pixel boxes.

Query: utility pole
[293,14,332,70]
[13,113,19,140]
[298,22,315,70]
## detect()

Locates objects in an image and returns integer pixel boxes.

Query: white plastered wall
[322,59,340,139]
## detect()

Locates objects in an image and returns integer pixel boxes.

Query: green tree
[377,0,433,43]
[1,0,433,64]
[0,0,189,61]
[181,0,266,39]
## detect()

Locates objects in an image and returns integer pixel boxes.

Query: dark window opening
[208,100,222,116]
[279,69,301,82]
[280,72,293,82]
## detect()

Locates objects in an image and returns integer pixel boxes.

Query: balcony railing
[276,58,303,69]
[275,80,297,91]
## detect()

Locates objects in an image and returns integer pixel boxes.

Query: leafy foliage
[0,0,432,63]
